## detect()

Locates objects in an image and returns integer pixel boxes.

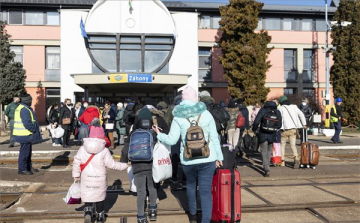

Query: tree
[0,20,27,105]
[219,0,272,105]
[330,0,360,125]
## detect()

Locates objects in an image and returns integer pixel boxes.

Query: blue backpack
[128,119,155,162]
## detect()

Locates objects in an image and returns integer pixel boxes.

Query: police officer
[330,97,343,144]
[5,96,20,147]
[13,94,42,175]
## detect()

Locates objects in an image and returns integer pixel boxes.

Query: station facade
[1,0,339,122]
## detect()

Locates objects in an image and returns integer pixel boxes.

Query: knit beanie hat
[21,94,32,106]
[200,96,215,104]
[182,86,198,102]
[117,102,123,108]
[198,90,211,99]
[228,100,236,108]
[89,126,105,139]
[279,95,288,103]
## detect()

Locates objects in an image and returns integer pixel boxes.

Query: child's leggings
[84,201,105,213]
[134,170,157,216]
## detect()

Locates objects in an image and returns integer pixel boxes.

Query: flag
[80,18,88,39]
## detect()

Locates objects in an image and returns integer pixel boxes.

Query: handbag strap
[81,154,95,172]
[283,106,297,127]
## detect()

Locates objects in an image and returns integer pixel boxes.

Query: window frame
[25,10,45,25]
[46,11,60,26]
[198,47,212,82]
[86,33,175,73]
[10,45,24,65]
[264,17,281,30]
[303,49,315,83]
[284,49,297,82]
[45,46,61,70]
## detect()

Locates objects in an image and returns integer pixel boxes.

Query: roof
[0,0,337,13]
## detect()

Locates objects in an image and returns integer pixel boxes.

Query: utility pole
[324,0,331,128]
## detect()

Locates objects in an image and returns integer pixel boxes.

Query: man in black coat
[236,98,250,149]
[252,101,282,177]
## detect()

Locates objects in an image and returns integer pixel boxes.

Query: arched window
[86,33,174,73]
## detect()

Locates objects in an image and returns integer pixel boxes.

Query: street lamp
[324,0,351,128]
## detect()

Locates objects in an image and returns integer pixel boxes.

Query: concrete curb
[0,150,66,156]
[0,180,32,187]
[319,145,360,150]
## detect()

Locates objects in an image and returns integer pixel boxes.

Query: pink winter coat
[72,138,127,202]
[251,107,261,126]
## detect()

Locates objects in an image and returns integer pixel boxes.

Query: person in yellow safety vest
[13,94,42,175]
[330,97,343,144]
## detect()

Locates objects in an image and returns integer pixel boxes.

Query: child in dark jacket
[121,107,169,223]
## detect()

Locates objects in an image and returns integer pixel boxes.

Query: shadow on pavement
[41,151,70,170]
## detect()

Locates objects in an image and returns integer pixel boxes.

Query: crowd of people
[4,88,346,223]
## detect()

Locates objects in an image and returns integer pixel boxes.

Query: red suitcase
[211,169,241,223]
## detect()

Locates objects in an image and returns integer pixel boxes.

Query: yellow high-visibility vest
[330,105,339,123]
[13,105,34,136]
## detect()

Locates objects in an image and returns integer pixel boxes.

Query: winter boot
[148,205,157,221]
[137,214,149,223]
[108,132,115,150]
[293,156,300,169]
[84,206,93,223]
[189,214,197,223]
[96,211,107,223]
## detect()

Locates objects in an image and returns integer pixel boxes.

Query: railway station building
[1,0,340,122]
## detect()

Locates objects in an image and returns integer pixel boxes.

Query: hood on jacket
[280,100,291,106]
[263,101,277,109]
[149,107,164,117]
[85,106,99,113]
[172,100,207,119]
[83,138,106,154]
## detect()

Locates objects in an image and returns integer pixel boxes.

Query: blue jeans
[332,120,342,142]
[182,161,216,223]
[18,142,32,172]
[54,138,62,145]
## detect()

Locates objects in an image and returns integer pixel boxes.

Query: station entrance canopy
[71,73,191,96]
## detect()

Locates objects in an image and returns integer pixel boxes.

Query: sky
[164,0,332,6]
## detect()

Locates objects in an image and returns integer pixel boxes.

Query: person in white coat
[278,98,307,168]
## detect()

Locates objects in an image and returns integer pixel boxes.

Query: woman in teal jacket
[153,86,223,223]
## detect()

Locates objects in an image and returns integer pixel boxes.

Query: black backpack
[261,109,281,133]
[207,104,230,133]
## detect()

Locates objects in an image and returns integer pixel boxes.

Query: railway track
[0,179,359,222]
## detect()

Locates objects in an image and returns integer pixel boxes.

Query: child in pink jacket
[72,118,128,223]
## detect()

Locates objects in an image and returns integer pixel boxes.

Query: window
[46,89,61,112]
[284,88,296,95]
[9,10,22,24]
[46,47,60,69]
[89,34,173,73]
[1,10,8,23]
[316,19,327,32]
[198,47,212,82]
[265,18,281,30]
[212,16,221,29]
[25,11,44,25]
[303,89,315,97]
[257,18,262,30]
[200,15,221,29]
[301,19,313,31]
[283,18,294,30]
[47,11,59,25]
[10,46,23,64]
[303,50,315,82]
[284,49,297,82]
[200,15,211,29]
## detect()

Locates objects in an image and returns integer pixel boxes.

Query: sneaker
[281,160,285,167]
[168,177,178,184]
[336,141,343,144]
[96,211,107,223]
[137,215,149,223]
[189,214,197,223]
[52,143,56,146]
[294,156,300,169]
[84,206,93,223]
[264,170,270,177]
[148,207,157,221]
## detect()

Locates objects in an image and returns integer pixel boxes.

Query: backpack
[128,119,155,161]
[182,114,210,159]
[261,109,281,133]
[236,112,245,128]
[207,104,230,132]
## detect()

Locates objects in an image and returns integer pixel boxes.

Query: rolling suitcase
[212,169,241,223]
[300,128,320,169]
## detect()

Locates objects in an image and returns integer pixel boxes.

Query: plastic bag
[152,142,172,183]
[127,166,137,193]
[63,180,81,204]
[271,143,282,164]
[53,127,65,138]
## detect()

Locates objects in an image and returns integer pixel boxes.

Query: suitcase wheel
[300,164,304,168]
[307,165,310,168]
[312,166,316,170]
